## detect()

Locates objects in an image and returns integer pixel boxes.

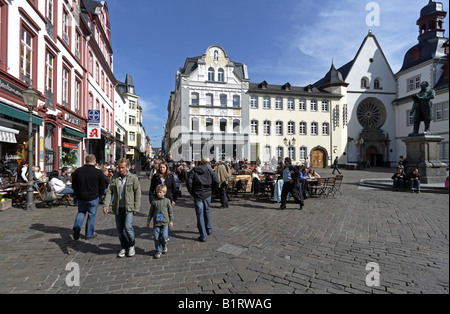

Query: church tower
[417,0,447,42]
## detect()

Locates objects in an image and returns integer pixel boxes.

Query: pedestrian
[103,158,141,258]
[279,157,304,210]
[332,156,341,174]
[147,184,173,259]
[186,158,219,242]
[215,161,231,208]
[71,154,105,240]
[408,168,422,193]
[149,161,177,240]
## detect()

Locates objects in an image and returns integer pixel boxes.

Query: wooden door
[311,149,325,168]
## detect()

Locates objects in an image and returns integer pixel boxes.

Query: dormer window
[259,81,268,89]
[282,83,291,91]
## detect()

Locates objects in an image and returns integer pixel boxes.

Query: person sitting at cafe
[307,168,320,179]
[16,161,28,183]
[58,167,70,184]
[49,171,75,197]
[33,166,47,181]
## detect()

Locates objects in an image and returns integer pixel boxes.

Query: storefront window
[61,142,80,170]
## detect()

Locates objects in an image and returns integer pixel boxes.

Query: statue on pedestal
[409,81,435,136]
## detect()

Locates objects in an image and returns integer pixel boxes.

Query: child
[147,184,174,259]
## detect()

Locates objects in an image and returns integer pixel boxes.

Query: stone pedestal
[402,135,447,184]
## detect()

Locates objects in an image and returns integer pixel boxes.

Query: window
[47,0,54,22]
[129,132,136,142]
[311,100,317,111]
[62,10,70,45]
[75,31,81,59]
[299,122,307,135]
[20,28,33,83]
[45,52,54,92]
[191,93,199,106]
[299,99,306,111]
[288,121,295,135]
[250,96,258,109]
[95,62,99,83]
[206,94,214,106]
[218,68,225,82]
[322,100,329,112]
[75,80,81,113]
[208,67,215,81]
[129,100,136,110]
[89,52,93,76]
[287,98,294,111]
[263,97,270,109]
[206,118,213,132]
[275,98,283,110]
[288,147,295,161]
[251,120,258,135]
[322,122,329,136]
[361,77,369,88]
[407,75,421,92]
[233,120,240,133]
[220,94,227,107]
[374,78,381,89]
[220,119,227,132]
[275,121,283,136]
[276,146,284,159]
[233,95,240,108]
[299,147,307,160]
[192,118,199,131]
[435,103,449,121]
[311,122,318,135]
[263,121,271,136]
[62,67,69,106]
[89,93,93,110]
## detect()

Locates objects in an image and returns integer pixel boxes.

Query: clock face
[356,100,386,129]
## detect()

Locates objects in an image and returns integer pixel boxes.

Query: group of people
[391,156,422,193]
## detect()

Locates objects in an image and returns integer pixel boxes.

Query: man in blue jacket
[186,158,219,242]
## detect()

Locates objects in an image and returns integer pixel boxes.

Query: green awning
[0,102,43,126]
[64,127,85,138]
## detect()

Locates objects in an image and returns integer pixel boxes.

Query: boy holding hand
[147,184,173,259]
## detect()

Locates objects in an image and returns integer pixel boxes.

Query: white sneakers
[117,246,135,258]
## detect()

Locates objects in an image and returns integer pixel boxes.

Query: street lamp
[22,86,39,210]
[283,137,296,146]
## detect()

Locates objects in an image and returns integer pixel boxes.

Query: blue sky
[107,0,449,148]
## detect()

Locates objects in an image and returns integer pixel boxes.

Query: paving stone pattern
[0,168,448,294]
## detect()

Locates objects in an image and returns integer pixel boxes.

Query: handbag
[43,184,57,202]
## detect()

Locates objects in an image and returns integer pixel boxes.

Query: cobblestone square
[0,169,448,294]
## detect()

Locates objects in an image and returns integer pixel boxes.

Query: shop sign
[65,114,81,126]
[5,154,20,161]
[0,78,23,98]
[87,125,101,139]
[63,142,79,150]
[88,110,101,124]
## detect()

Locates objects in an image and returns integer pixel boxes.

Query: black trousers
[280,181,304,208]
[332,164,341,174]
[219,182,228,206]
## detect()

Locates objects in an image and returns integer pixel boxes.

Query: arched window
[361,77,369,89]
[218,68,225,82]
[374,78,381,89]
[208,67,215,81]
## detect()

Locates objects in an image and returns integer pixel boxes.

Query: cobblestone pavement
[0,168,448,294]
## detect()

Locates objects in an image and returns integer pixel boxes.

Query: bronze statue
[410,81,435,136]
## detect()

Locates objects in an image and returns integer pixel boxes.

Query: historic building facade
[393,0,449,163]
[0,0,154,177]
[165,45,250,162]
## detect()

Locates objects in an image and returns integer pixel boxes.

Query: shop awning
[0,126,19,144]
[0,102,43,126]
[63,127,85,138]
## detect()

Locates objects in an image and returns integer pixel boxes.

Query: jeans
[115,208,135,250]
[60,186,75,195]
[154,225,169,253]
[194,197,212,241]
[393,178,404,188]
[73,198,99,238]
[410,179,421,190]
